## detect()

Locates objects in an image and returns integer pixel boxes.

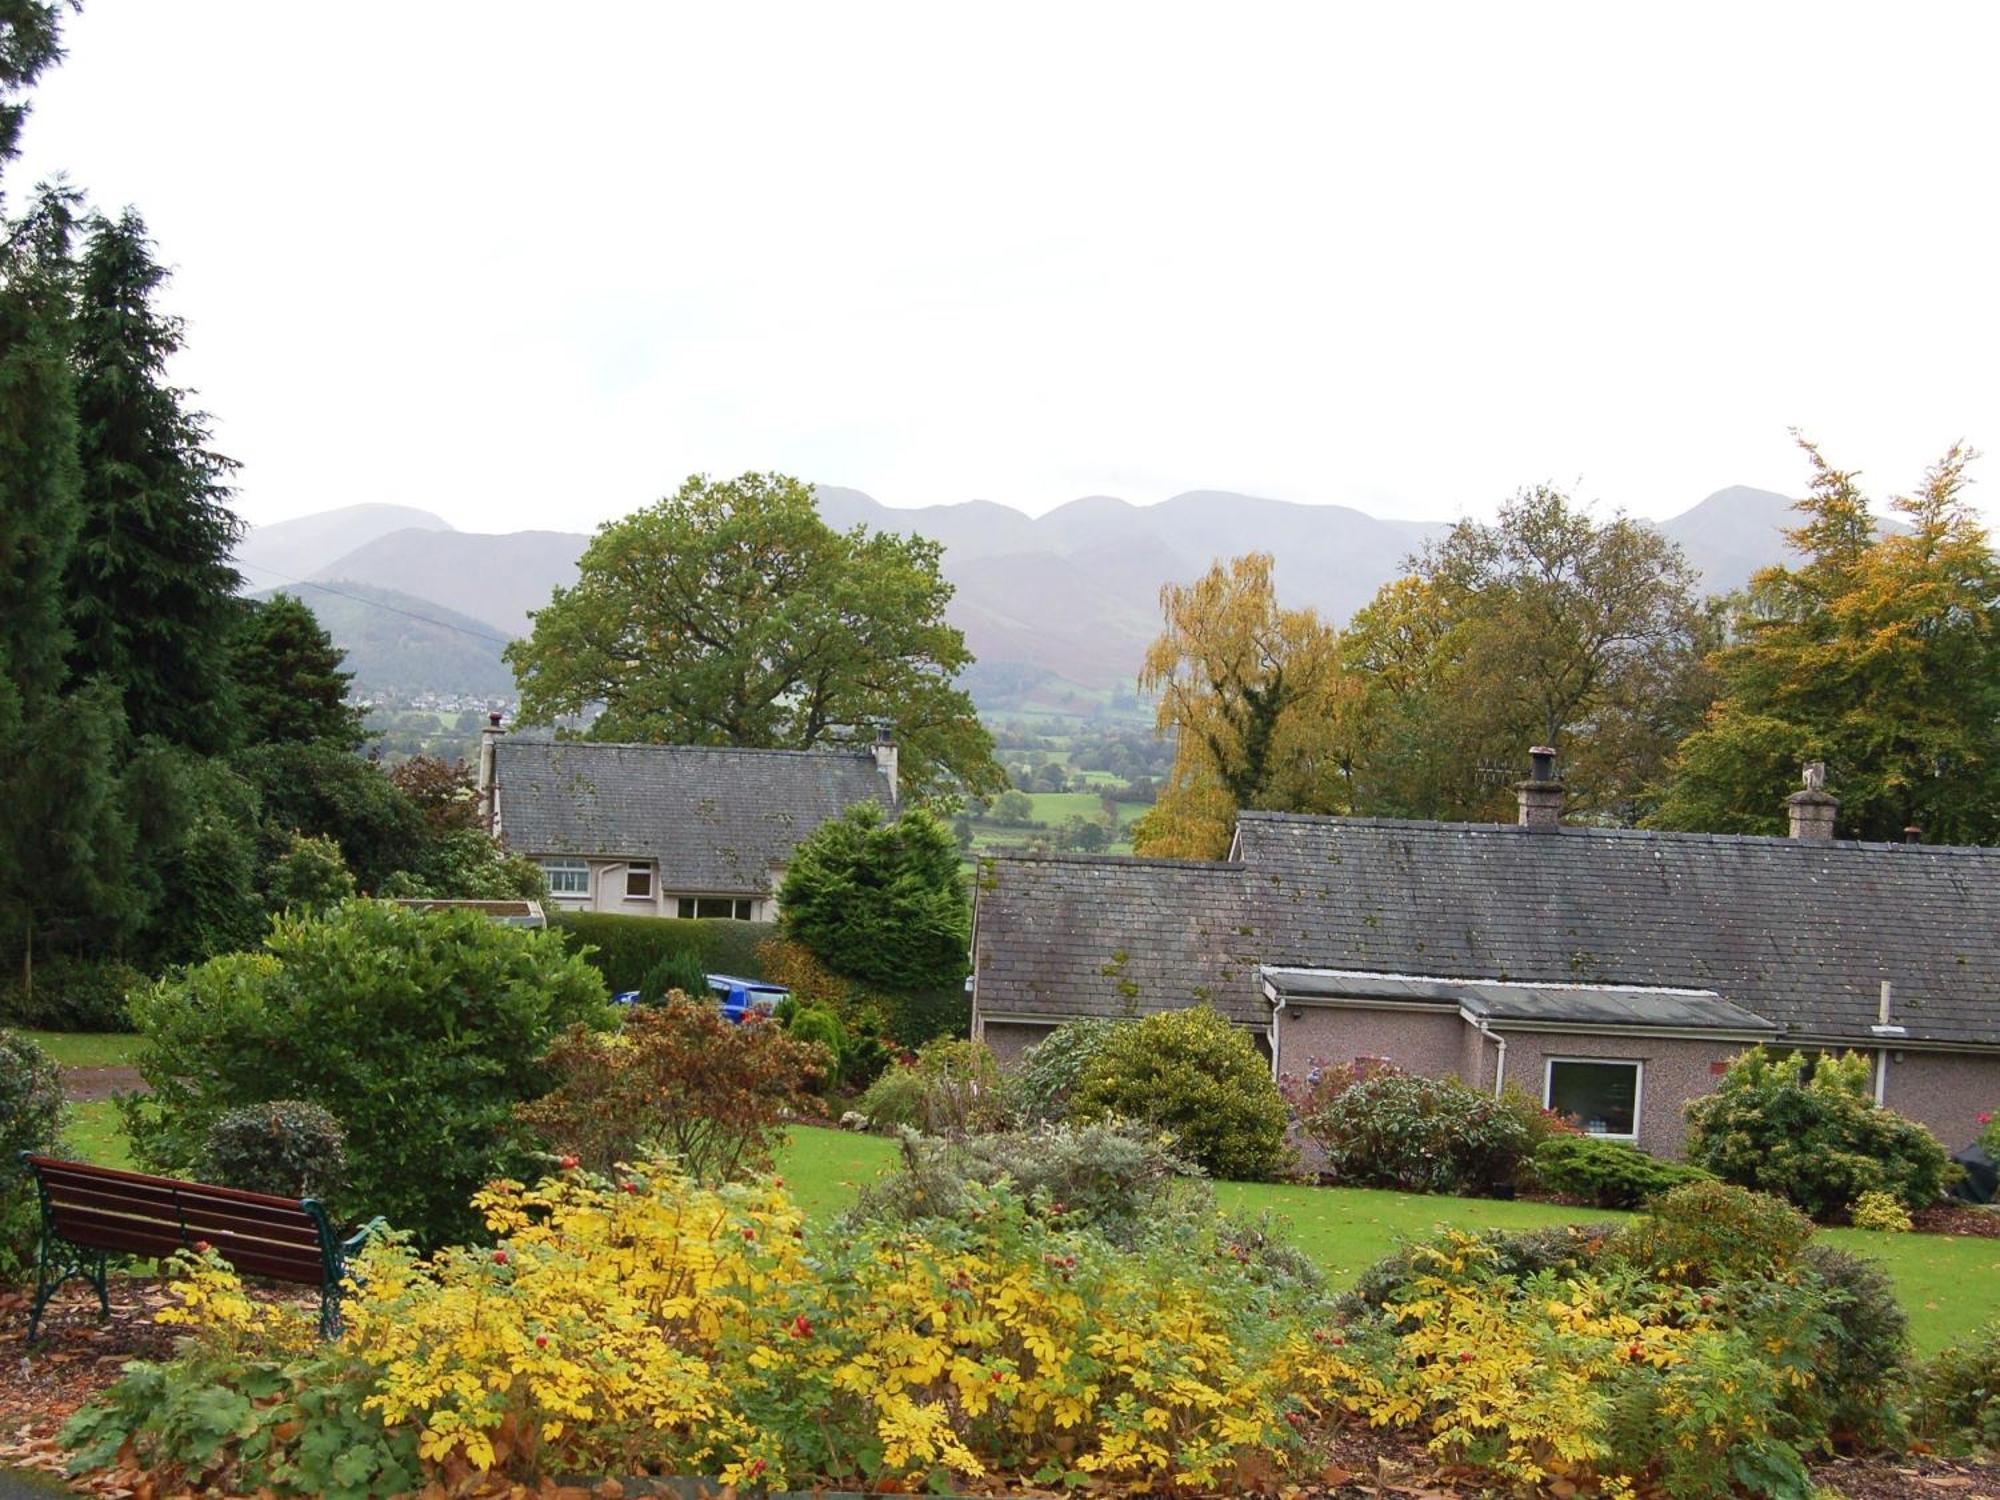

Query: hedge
[550,913,776,994]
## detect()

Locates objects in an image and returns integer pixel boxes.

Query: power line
[233,560,518,648]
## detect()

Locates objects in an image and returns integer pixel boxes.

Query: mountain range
[235,485,1808,711]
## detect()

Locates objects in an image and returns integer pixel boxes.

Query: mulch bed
[1913,1204,2000,1238]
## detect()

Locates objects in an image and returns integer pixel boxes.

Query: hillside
[238,484,1818,710]
[254,580,514,699]
[234,503,452,589]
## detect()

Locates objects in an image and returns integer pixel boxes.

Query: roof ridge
[1237,809,2000,857]
[502,738,876,762]
[980,851,1247,874]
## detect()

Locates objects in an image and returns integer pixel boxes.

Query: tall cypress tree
[65,208,244,751]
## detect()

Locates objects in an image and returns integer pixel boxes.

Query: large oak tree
[507,472,1002,803]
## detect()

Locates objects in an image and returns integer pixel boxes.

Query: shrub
[1071,1005,1289,1180]
[1013,1018,1119,1124]
[1684,1047,1956,1218]
[262,831,354,914]
[1850,1188,1915,1232]
[1910,1322,2000,1454]
[778,802,971,993]
[1342,1219,1621,1316]
[1296,1065,1528,1196]
[1329,1228,1843,1496]
[1609,1179,1814,1285]
[1531,1134,1712,1208]
[639,947,711,1005]
[848,1120,1199,1247]
[785,1006,849,1082]
[0,1030,68,1283]
[2,954,145,1031]
[515,999,824,1182]
[857,1037,1010,1135]
[1799,1242,1909,1444]
[378,827,547,902]
[123,900,612,1246]
[553,911,773,994]
[68,1164,1341,1494]
[197,1100,348,1203]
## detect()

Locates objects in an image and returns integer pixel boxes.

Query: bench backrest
[23,1154,336,1287]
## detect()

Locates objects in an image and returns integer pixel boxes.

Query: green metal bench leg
[28,1233,108,1342]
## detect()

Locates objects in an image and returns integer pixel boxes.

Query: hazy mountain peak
[235,503,453,589]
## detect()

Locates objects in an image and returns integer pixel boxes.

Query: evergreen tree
[0,2,72,182]
[1653,440,2000,842]
[228,593,367,750]
[778,802,971,992]
[65,208,243,751]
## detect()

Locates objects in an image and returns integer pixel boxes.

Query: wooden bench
[19,1153,381,1341]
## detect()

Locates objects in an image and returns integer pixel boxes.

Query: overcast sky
[16,2,1999,532]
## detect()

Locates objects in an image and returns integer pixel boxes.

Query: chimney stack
[477,711,505,836]
[1515,745,1564,832]
[1786,761,1838,840]
[872,724,899,806]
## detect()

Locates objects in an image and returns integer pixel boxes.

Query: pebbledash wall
[1274,1003,2000,1156]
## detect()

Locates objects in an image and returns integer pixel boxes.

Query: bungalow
[971,753,2000,1154]
[475,716,898,921]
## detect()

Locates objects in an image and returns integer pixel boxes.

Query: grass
[20,1029,145,1069]
[66,1098,136,1171]
[772,1126,1997,1356]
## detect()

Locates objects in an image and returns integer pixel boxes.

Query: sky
[15,2,2000,532]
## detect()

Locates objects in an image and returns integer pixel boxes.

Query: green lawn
[66,1098,135,1170]
[774,1126,1998,1356]
[21,1029,145,1069]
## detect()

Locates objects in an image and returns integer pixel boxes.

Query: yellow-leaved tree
[1130,554,1356,858]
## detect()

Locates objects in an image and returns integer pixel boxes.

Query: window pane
[677,897,697,919]
[1547,1061,1638,1137]
[625,865,652,898]
[542,861,588,896]
[734,899,753,921]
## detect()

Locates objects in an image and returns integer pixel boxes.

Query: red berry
[772,1177,784,1188]
[192,1239,211,1255]
[1457,1351,1473,1363]
[535,1335,548,1348]
[493,1250,509,1265]
[559,1155,579,1171]
[790,1314,812,1338]
[621,1181,639,1194]
[749,1459,766,1476]
[742,1227,756,1241]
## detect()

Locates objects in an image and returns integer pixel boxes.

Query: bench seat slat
[24,1154,306,1211]
[47,1211,327,1281]
[41,1180,323,1247]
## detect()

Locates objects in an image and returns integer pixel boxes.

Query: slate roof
[494,738,893,894]
[973,811,2000,1047]
[972,854,1265,1027]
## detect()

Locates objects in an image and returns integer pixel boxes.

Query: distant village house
[476,716,898,921]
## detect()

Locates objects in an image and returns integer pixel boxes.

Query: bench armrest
[340,1218,388,1258]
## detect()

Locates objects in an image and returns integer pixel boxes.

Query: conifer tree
[228,593,368,750]
[65,208,243,751]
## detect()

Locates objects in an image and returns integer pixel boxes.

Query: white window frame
[1544,1056,1644,1144]
[541,859,590,899]
[675,895,757,921]
[623,862,654,901]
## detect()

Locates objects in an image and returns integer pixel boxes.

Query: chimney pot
[1785,762,1839,840]
[1515,747,1564,831]
[488,710,504,729]
[1904,825,1923,845]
